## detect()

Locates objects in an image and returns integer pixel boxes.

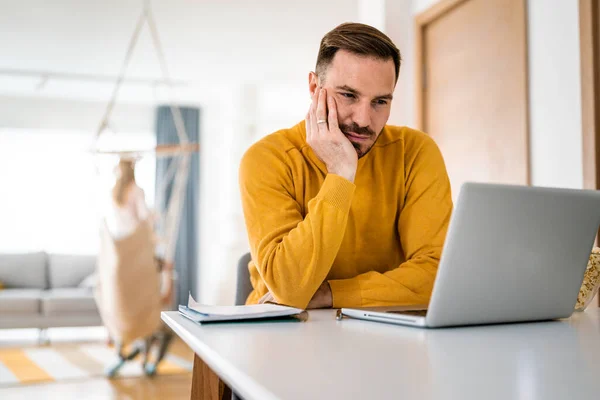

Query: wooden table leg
[190,353,232,400]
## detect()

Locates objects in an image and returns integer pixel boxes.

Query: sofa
[0,252,102,330]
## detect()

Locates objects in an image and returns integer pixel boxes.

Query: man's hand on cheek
[305,88,358,183]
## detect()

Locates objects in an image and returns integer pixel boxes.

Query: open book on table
[178,293,308,323]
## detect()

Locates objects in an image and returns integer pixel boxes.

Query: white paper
[187,293,303,316]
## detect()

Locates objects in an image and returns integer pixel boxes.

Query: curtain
[155,106,200,307]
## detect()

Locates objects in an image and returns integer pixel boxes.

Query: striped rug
[0,342,193,387]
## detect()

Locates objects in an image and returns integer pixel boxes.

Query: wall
[527,0,583,189]
[413,0,442,14]
[0,96,154,132]
[384,0,417,127]
[411,0,584,189]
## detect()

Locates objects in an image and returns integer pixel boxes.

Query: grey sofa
[0,252,102,330]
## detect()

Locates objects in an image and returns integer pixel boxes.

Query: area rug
[0,342,193,387]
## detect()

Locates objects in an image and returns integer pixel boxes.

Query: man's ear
[308,71,319,97]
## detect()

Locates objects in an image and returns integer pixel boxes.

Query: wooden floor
[0,372,191,400]
[0,331,193,400]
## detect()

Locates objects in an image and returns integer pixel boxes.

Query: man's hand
[257,282,333,309]
[306,88,358,183]
[306,282,333,309]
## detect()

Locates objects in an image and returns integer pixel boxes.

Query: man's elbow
[257,257,320,309]
[269,286,314,309]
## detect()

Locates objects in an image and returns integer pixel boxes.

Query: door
[416,0,530,200]
[580,0,600,307]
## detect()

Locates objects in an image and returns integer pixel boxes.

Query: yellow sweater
[239,121,453,309]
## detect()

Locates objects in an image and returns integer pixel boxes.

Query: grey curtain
[155,106,200,307]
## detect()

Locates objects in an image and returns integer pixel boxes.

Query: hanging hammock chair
[91,1,198,376]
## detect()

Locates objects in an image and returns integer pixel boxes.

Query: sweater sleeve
[328,136,453,308]
[239,142,356,309]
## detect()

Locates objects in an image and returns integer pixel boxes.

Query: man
[239,22,453,310]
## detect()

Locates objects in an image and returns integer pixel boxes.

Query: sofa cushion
[42,288,98,315]
[0,289,42,314]
[78,273,97,289]
[0,252,48,289]
[48,254,96,288]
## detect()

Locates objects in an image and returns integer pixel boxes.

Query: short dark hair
[315,22,401,84]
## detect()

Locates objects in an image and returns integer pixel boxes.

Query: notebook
[178,293,307,323]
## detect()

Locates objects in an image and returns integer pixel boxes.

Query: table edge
[161,311,280,400]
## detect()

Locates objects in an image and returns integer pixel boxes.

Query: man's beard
[339,122,379,158]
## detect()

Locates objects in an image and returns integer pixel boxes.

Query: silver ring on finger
[317,119,328,124]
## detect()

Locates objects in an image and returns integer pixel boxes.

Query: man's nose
[351,101,372,130]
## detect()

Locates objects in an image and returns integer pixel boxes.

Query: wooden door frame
[414,0,531,185]
[580,0,600,192]
[415,0,467,131]
[579,0,600,306]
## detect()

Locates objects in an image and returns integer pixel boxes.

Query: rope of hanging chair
[95,9,146,139]
[95,3,189,145]
[154,154,182,214]
[162,155,191,262]
[142,5,192,263]
[94,0,194,263]
[153,155,184,250]
[145,8,189,145]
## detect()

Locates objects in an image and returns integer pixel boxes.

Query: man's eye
[340,93,355,99]
[375,99,388,106]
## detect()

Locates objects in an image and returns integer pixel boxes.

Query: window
[0,128,155,255]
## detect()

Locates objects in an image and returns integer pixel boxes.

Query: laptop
[340,182,600,328]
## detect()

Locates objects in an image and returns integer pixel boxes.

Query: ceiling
[0,0,358,102]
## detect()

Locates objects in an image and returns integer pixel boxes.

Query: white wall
[413,0,441,14]
[358,0,387,31]
[0,96,153,132]
[528,0,583,189]
[384,0,416,127]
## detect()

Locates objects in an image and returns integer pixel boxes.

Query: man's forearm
[249,174,355,308]
[328,253,441,308]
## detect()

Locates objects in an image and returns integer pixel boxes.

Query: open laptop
[340,182,600,328]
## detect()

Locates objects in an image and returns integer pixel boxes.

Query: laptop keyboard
[387,310,428,317]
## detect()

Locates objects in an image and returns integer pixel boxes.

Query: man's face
[310,49,396,158]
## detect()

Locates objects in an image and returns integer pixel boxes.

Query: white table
[162,308,600,400]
